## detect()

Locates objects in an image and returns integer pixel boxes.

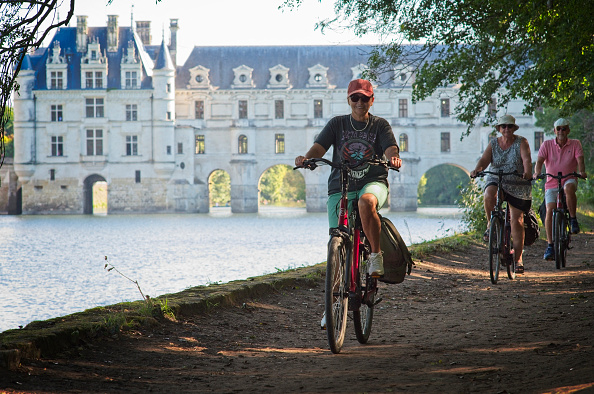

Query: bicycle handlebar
[471,170,519,179]
[536,172,583,180]
[294,157,400,172]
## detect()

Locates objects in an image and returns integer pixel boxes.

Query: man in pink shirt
[534,118,588,260]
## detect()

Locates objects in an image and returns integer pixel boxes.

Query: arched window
[238,135,248,154]
[399,133,408,152]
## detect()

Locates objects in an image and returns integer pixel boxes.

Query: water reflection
[0,207,464,332]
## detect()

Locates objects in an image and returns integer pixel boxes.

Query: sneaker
[320,312,326,330]
[368,252,384,277]
[543,245,554,260]
[570,218,580,234]
[516,263,524,274]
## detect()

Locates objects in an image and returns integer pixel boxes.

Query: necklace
[350,115,369,132]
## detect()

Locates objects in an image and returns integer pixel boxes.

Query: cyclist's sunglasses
[499,124,515,129]
[556,126,568,131]
[350,94,372,103]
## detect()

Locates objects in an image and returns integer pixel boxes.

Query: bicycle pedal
[373,297,383,306]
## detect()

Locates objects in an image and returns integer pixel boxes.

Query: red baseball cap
[347,79,374,97]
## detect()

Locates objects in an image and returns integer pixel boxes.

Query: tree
[0,0,75,167]
[259,165,306,205]
[283,0,594,136]
[418,165,470,206]
[209,170,231,206]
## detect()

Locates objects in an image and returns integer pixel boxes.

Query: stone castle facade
[3,15,546,214]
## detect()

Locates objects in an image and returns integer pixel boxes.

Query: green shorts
[327,182,389,228]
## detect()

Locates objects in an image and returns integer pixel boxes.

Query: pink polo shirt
[537,138,584,190]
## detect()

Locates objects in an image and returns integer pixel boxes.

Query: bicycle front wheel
[559,214,569,268]
[325,236,349,354]
[553,212,563,269]
[506,224,516,280]
[488,217,502,284]
[353,247,374,344]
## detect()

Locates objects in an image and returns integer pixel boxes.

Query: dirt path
[1,233,593,393]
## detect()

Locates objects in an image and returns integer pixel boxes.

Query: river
[0,206,464,333]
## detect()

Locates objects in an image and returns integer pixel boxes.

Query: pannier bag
[377,214,414,284]
[524,208,540,246]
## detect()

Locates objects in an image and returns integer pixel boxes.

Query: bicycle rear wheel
[553,212,563,269]
[325,236,349,354]
[353,246,374,344]
[559,214,569,268]
[488,217,501,284]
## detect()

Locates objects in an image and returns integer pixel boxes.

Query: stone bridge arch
[83,174,107,214]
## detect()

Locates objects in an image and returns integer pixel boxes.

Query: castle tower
[76,15,88,53]
[13,54,36,177]
[168,19,178,68]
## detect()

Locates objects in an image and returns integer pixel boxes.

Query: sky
[53,0,383,65]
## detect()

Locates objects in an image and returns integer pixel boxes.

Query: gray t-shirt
[315,114,397,195]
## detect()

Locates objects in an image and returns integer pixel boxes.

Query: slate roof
[27,26,159,90]
[177,45,390,90]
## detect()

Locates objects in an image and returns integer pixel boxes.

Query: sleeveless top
[486,136,532,201]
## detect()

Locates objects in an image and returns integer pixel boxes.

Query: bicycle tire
[488,217,501,284]
[506,223,516,280]
[560,214,569,268]
[325,236,349,354]
[553,212,563,269]
[353,246,374,344]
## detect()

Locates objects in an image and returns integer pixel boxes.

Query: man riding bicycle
[533,118,588,260]
[295,79,402,278]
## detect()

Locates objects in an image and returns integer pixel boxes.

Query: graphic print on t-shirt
[340,138,375,179]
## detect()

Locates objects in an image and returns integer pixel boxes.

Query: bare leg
[509,205,525,263]
[359,193,381,253]
[484,185,497,228]
[545,202,555,244]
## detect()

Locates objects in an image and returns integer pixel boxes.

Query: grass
[408,232,477,260]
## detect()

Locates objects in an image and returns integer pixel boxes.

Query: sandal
[483,229,490,242]
[516,263,524,274]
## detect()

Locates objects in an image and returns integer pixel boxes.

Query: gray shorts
[545,178,578,204]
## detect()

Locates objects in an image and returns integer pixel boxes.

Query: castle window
[275,100,284,119]
[534,131,544,150]
[399,133,408,152]
[488,97,497,116]
[51,104,63,122]
[195,135,205,154]
[441,132,450,152]
[125,71,138,89]
[126,135,138,156]
[126,104,137,121]
[85,71,103,89]
[195,100,204,119]
[50,71,63,89]
[86,98,104,118]
[238,100,248,119]
[399,99,408,118]
[440,99,450,117]
[275,134,285,154]
[50,169,55,181]
[314,100,323,119]
[238,135,248,154]
[177,142,183,154]
[135,170,141,183]
[86,129,103,155]
[51,136,63,156]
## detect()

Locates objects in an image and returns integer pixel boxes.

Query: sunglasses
[350,94,372,103]
[556,126,568,131]
[499,124,515,129]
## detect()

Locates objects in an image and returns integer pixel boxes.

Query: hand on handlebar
[389,156,402,170]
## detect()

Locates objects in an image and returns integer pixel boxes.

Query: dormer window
[81,39,107,89]
[188,65,212,89]
[307,64,331,88]
[351,64,367,81]
[121,40,141,90]
[46,40,67,89]
[268,64,291,89]
[232,65,254,88]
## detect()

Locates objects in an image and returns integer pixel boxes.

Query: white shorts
[545,178,578,204]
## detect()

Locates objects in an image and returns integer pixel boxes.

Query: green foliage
[457,179,488,233]
[418,165,470,206]
[283,0,594,135]
[259,164,305,206]
[209,170,231,206]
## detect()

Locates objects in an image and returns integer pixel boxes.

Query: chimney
[135,21,151,46]
[76,15,88,53]
[168,19,179,68]
[107,15,119,52]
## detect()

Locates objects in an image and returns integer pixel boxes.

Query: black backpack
[524,208,540,246]
[378,214,414,284]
